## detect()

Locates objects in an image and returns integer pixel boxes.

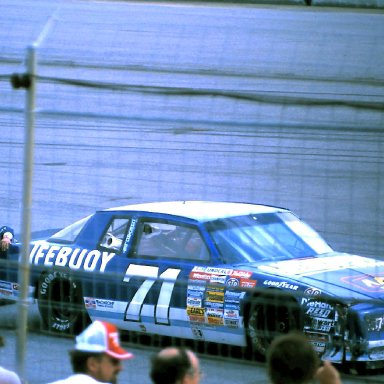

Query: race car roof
[105,201,286,222]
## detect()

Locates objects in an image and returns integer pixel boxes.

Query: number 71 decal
[123,264,181,325]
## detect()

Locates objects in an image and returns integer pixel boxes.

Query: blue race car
[1,201,384,368]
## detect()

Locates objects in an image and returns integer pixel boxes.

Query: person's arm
[0,226,14,252]
[315,361,342,384]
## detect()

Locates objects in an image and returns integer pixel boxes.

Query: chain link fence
[0,0,384,383]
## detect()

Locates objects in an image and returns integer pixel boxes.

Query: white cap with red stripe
[75,320,134,360]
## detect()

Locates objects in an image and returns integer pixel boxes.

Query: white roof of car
[106,201,286,222]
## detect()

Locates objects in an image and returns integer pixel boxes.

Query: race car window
[99,217,131,253]
[134,220,209,261]
[49,215,91,243]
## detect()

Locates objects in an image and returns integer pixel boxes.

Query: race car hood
[248,252,384,302]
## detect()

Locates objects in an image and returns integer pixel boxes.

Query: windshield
[206,212,332,264]
[48,215,91,243]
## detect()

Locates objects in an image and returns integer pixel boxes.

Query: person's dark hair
[150,348,192,384]
[69,350,103,374]
[267,332,320,384]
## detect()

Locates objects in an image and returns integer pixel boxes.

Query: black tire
[37,270,90,335]
[246,293,301,360]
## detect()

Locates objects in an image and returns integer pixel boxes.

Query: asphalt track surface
[1,302,384,384]
[1,0,384,259]
[0,1,384,383]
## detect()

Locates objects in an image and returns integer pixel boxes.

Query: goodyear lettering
[29,243,115,272]
[263,280,299,290]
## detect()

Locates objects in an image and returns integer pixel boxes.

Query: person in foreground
[267,332,342,384]
[150,346,202,384]
[0,335,22,384]
[49,320,133,384]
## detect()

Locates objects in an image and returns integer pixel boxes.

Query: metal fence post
[16,42,37,383]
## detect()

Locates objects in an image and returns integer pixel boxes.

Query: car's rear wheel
[246,292,301,360]
[37,271,89,335]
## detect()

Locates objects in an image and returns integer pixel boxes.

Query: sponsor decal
[310,341,327,354]
[187,297,202,307]
[210,275,227,285]
[263,280,298,290]
[190,272,212,281]
[0,281,20,297]
[305,301,334,318]
[192,266,233,275]
[187,289,204,298]
[225,291,245,303]
[206,291,224,303]
[231,270,252,279]
[240,279,256,288]
[341,274,384,293]
[187,307,205,317]
[189,315,206,324]
[29,243,115,272]
[310,318,335,332]
[84,297,115,310]
[206,308,223,317]
[95,299,114,309]
[304,287,322,297]
[306,333,328,353]
[205,302,224,310]
[207,308,224,325]
[206,284,224,292]
[226,278,240,287]
[224,318,240,328]
[225,303,240,311]
[224,309,239,319]
[207,316,223,325]
[187,283,206,292]
[123,218,137,253]
[84,297,96,309]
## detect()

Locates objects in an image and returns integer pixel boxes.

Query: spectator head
[267,332,320,384]
[150,347,201,384]
[69,321,133,384]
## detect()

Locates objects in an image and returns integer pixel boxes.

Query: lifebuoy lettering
[29,243,115,272]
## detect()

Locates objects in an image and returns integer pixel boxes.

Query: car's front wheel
[37,271,89,335]
[246,292,301,360]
